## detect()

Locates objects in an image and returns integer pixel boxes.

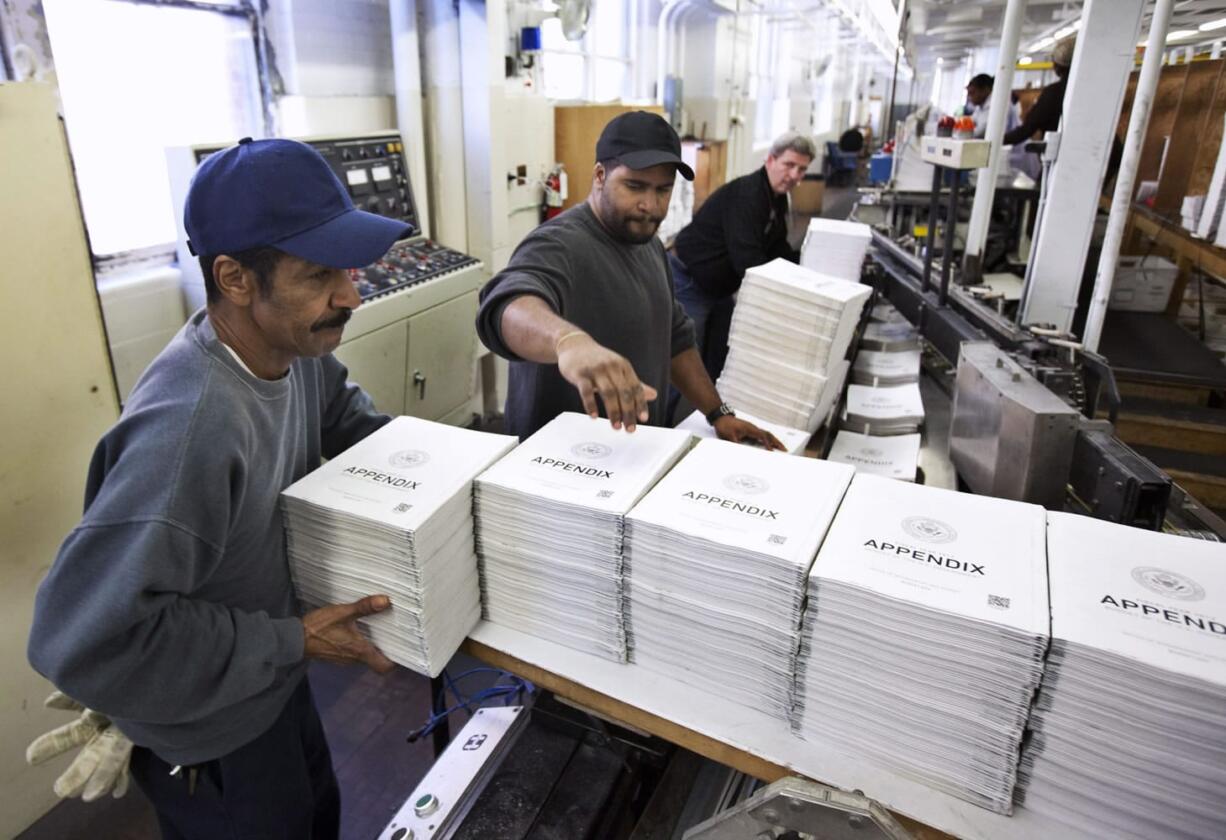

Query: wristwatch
[706,402,736,426]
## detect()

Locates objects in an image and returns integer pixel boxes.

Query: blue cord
[406,667,535,743]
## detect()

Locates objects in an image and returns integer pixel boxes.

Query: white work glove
[26,691,133,801]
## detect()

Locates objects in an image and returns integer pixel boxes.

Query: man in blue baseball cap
[477,111,783,448]
[28,138,408,838]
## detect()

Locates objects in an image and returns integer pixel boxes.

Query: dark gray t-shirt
[476,203,696,439]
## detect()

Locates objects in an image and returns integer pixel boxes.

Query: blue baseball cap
[184,137,411,268]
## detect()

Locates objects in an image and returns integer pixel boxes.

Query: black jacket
[673,167,798,298]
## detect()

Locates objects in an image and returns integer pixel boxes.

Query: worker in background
[476,110,782,449]
[963,73,1022,139]
[27,138,403,839]
[666,131,817,417]
[1003,38,1074,147]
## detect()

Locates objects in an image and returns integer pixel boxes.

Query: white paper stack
[281,417,517,677]
[718,258,870,433]
[861,319,920,352]
[827,430,920,481]
[1018,513,1226,839]
[1181,194,1205,232]
[474,412,692,662]
[851,348,921,387]
[626,439,853,719]
[675,409,811,455]
[800,218,873,282]
[842,383,924,435]
[797,475,1049,814]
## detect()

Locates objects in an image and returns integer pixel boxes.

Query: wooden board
[554,104,666,211]
[687,139,728,213]
[1154,61,1226,216]
[1186,68,1226,200]
[1135,64,1189,187]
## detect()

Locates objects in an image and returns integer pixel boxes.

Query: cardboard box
[1108,255,1179,313]
[791,175,825,214]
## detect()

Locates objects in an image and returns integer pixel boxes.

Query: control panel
[352,239,479,302]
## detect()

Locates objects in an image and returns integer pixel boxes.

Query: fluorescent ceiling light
[1055,25,1076,39]
[1166,30,1197,42]
[1030,37,1055,51]
[1200,18,1226,32]
[1018,56,1033,65]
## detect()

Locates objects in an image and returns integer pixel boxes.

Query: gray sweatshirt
[28,309,388,764]
[476,202,696,439]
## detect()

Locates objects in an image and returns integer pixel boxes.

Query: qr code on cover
[988,594,1010,609]
[768,534,787,546]
[393,503,412,514]
[597,490,615,499]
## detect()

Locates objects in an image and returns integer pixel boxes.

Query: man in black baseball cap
[476,110,781,449]
[29,137,407,839]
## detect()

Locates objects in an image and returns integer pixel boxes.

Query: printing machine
[866,225,1226,540]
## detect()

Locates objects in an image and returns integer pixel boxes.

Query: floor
[18,656,491,840]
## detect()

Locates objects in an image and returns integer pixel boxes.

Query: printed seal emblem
[570,442,612,460]
[388,449,430,469]
[723,474,770,495]
[901,516,957,544]
[861,447,884,458]
[1131,566,1205,602]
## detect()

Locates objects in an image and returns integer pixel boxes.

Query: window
[43,0,265,259]
[538,1,631,102]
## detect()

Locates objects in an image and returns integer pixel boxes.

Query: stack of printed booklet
[281,417,516,677]
[474,412,692,661]
[842,382,925,435]
[826,429,920,481]
[1018,513,1226,839]
[800,218,873,282]
[718,258,870,432]
[861,318,920,352]
[625,439,853,720]
[675,409,811,455]
[851,348,921,387]
[796,475,1049,814]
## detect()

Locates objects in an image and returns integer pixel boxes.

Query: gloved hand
[26,691,133,801]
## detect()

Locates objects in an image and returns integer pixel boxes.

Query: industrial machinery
[166,132,484,425]
[865,225,1226,538]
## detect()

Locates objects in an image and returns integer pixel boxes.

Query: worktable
[461,621,1090,840]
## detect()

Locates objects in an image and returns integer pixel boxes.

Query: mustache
[311,309,352,332]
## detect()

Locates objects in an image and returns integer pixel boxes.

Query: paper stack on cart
[675,409,811,455]
[800,217,873,282]
[718,258,870,433]
[475,412,692,662]
[851,348,921,387]
[842,382,924,435]
[1018,513,1226,840]
[797,475,1049,814]
[626,439,853,720]
[281,417,517,677]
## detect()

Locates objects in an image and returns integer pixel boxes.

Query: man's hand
[303,595,396,674]
[713,416,786,451]
[556,334,658,432]
[26,691,133,801]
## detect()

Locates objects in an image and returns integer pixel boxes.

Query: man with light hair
[667,130,815,418]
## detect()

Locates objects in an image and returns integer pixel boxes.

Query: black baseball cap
[595,111,694,181]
